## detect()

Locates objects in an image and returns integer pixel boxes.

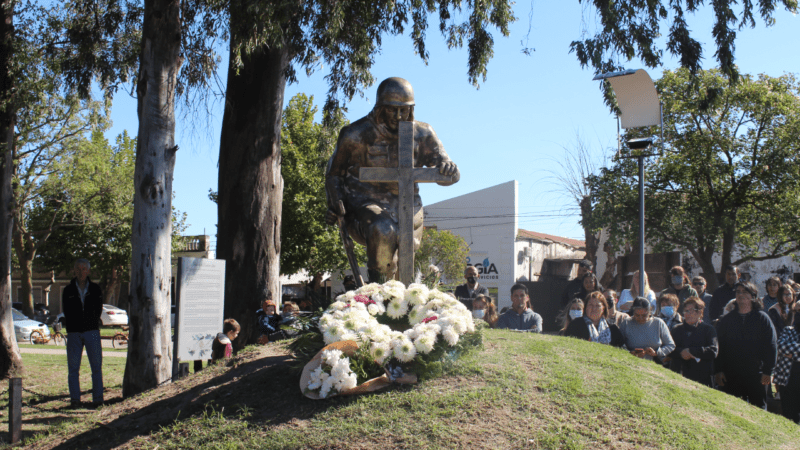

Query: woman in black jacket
[768,284,797,337]
[565,291,624,347]
[668,297,718,387]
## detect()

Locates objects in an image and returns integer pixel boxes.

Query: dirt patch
[20,343,292,450]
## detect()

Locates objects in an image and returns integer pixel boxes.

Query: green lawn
[7,331,800,450]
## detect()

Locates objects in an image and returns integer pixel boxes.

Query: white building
[425,181,585,309]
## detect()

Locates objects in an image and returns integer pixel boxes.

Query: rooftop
[517,228,585,249]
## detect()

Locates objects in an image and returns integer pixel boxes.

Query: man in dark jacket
[453,265,488,310]
[714,281,777,409]
[709,265,739,323]
[62,259,104,408]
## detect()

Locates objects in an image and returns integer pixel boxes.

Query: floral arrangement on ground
[293,280,484,399]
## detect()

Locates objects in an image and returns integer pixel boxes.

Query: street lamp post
[592,69,661,293]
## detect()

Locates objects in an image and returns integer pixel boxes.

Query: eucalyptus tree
[0,0,19,378]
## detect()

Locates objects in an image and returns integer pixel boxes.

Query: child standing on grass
[212,318,240,363]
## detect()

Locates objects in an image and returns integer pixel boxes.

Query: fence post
[9,377,22,443]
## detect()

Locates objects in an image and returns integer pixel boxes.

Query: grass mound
[20,330,800,449]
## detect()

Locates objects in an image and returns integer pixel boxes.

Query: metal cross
[359,121,454,285]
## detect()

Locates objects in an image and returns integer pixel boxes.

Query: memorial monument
[325,77,460,285]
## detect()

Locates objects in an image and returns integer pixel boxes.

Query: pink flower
[422,316,438,324]
[355,295,376,306]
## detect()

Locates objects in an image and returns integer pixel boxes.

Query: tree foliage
[280,93,364,280]
[414,228,469,284]
[571,0,798,83]
[33,130,136,301]
[586,68,800,290]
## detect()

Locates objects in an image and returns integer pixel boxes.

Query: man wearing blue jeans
[62,259,104,408]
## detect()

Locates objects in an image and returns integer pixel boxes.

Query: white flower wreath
[317,281,476,364]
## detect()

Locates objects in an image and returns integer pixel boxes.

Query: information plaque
[173,257,226,363]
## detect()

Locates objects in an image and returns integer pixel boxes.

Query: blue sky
[105,2,799,245]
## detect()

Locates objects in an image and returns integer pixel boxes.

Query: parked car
[12,302,50,322]
[12,308,50,343]
[55,304,129,327]
[101,304,128,326]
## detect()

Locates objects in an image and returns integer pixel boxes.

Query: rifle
[336,200,364,287]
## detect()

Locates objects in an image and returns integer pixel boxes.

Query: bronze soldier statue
[325,77,460,283]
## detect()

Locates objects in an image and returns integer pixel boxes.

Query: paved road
[20,338,128,358]
[20,346,127,358]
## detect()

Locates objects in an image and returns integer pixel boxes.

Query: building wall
[424,181,518,309]
[514,239,585,284]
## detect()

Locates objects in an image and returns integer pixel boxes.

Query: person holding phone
[619,297,675,362]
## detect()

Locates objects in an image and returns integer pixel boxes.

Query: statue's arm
[417,122,460,186]
[325,129,355,222]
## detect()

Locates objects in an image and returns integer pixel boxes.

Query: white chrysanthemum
[405,283,430,306]
[336,372,358,391]
[386,299,409,319]
[404,327,419,340]
[340,331,359,342]
[451,317,467,334]
[414,332,437,354]
[392,337,417,363]
[330,357,351,378]
[319,375,336,398]
[322,325,345,344]
[370,341,392,364]
[356,283,382,297]
[329,301,348,311]
[442,327,459,346]
[321,349,343,366]
[332,310,345,320]
[465,318,476,333]
[407,305,425,325]
[319,314,334,327]
[308,366,329,390]
[367,302,384,316]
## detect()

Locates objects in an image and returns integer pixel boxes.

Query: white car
[12,308,51,343]
[55,304,129,327]
[101,304,128,326]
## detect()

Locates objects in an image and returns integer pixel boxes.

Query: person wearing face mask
[558,298,584,335]
[619,298,675,362]
[454,265,489,310]
[667,297,718,387]
[656,294,683,331]
[658,267,697,312]
[564,292,624,347]
[471,294,498,328]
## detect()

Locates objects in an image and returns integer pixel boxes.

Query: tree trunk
[122,0,181,397]
[0,0,21,378]
[217,42,288,350]
[103,266,121,305]
[11,229,33,317]
[579,196,598,267]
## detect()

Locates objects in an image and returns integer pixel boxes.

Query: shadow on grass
[47,352,377,450]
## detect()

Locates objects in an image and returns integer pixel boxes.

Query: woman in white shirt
[618,270,657,312]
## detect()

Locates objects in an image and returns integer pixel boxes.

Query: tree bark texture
[217,43,288,350]
[580,196,598,268]
[11,227,34,318]
[123,0,181,397]
[0,0,21,378]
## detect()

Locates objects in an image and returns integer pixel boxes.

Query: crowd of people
[464,260,800,425]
